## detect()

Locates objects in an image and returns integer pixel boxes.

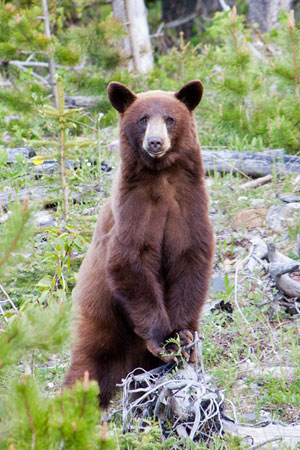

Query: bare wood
[201,149,300,177]
[246,239,300,297]
[64,95,102,108]
[112,0,133,70]
[41,0,57,105]
[162,12,198,29]
[11,62,49,85]
[247,237,268,272]
[0,283,19,315]
[267,243,300,297]
[112,0,153,73]
[240,174,272,190]
[125,0,153,73]
[242,364,295,379]
[121,340,224,442]
[10,60,50,67]
[222,419,300,448]
[268,262,300,278]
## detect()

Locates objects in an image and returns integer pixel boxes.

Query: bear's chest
[147,176,195,256]
[149,176,179,210]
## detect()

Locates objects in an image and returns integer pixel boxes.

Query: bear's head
[107,81,203,170]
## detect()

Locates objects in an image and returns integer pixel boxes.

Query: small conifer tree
[263,9,300,151]
[203,6,263,147]
[0,200,115,449]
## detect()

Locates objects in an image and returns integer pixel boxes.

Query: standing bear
[64,80,215,408]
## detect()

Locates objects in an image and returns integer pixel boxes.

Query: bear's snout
[142,115,171,158]
[147,136,163,154]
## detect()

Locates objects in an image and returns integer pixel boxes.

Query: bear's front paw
[164,329,196,363]
[178,329,196,362]
[146,340,178,364]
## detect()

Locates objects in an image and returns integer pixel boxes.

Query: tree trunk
[41,0,57,106]
[248,0,293,32]
[112,0,153,73]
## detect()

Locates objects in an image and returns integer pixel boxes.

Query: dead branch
[247,237,268,273]
[222,419,300,449]
[120,338,225,444]
[247,238,300,299]
[201,149,300,177]
[240,174,272,190]
[0,283,19,315]
[267,243,300,298]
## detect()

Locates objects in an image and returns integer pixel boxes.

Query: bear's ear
[175,80,203,111]
[107,82,137,113]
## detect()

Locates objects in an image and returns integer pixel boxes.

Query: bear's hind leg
[64,350,124,408]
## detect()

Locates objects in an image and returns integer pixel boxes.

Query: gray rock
[6,147,36,164]
[277,193,300,203]
[32,159,75,175]
[265,203,300,232]
[251,198,265,206]
[210,275,226,295]
[0,185,51,208]
[34,211,56,228]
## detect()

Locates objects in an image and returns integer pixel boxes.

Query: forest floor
[1,128,300,448]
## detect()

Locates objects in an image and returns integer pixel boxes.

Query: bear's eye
[138,116,148,126]
[166,116,175,126]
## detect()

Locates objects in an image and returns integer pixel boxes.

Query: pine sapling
[28,76,94,221]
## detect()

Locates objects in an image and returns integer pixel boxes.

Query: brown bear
[64,80,215,408]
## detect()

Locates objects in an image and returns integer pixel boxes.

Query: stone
[34,211,56,228]
[210,275,226,295]
[6,147,36,164]
[277,193,300,203]
[265,203,300,232]
[233,208,269,228]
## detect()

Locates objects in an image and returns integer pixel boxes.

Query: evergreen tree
[0,201,115,449]
[263,9,300,151]
[203,6,264,147]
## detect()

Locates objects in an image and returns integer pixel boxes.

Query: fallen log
[0,184,106,209]
[267,243,300,298]
[201,148,300,177]
[107,141,300,178]
[222,419,300,448]
[247,238,300,299]
[4,145,300,178]
[64,95,102,108]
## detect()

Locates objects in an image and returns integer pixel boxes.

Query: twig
[294,299,300,315]
[121,341,224,443]
[240,174,272,190]
[10,60,50,67]
[10,62,49,85]
[249,437,283,450]
[0,283,19,315]
[162,13,198,29]
[0,302,8,323]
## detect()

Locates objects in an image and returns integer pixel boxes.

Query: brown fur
[64,81,215,408]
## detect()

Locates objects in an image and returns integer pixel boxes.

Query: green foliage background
[0,1,300,448]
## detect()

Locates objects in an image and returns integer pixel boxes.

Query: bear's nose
[147,136,163,152]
